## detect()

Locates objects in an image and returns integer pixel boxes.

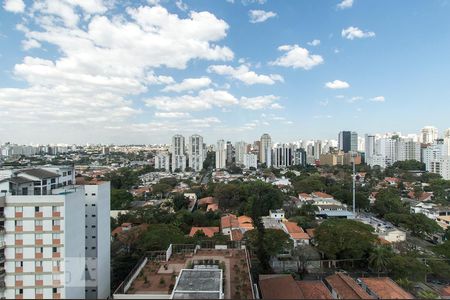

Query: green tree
[373,188,406,217]
[432,240,450,259]
[417,290,439,299]
[138,224,189,251]
[244,229,293,256]
[172,193,190,211]
[315,219,376,259]
[387,255,428,282]
[111,189,133,210]
[152,183,172,197]
[368,246,393,274]
[407,213,442,238]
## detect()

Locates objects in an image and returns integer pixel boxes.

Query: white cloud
[249,10,277,23]
[162,77,212,92]
[0,4,235,136]
[22,39,41,50]
[154,112,191,118]
[325,80,350,89]
[270,44,324,70]
[145,89,238,111]
[175,0,188,11]
[337,0,354,10]
[370,96,385,102]
[240,95,280,110]
[207,64,283,85]
[307,39,321,46]
[342,26,375,40]
[347,96,363,103]
[3,0,25,13]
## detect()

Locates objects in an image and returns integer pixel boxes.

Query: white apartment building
[444,128,450,156]
[421,126,438,144]
[154,153,170,172]
[234,141,248,166]
[242,154,257,170]
[171,135,186,173]
[0,166,110,299]
[440,157,450,180]
[397,139,421,162]
[188,135,205,172]
[260,134,272,167]
[364,134,376,161]
[215,140,226,170]
[422,141,444,172]
[272,144,296,169]
[368,137,420,168]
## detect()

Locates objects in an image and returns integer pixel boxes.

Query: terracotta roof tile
[325,273,373,299]
[189,227,220,238]
[259,275,303,299]
[359,277,413,299]
[297,281,333,299]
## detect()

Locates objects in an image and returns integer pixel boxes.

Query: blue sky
[0,0,450,144]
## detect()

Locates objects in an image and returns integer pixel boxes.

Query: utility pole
[352,153,356,216]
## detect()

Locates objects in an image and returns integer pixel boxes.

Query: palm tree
[368,246,393,276]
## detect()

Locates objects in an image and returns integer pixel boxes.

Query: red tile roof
[207,203,219,212]
[283,221,310,240]
[297,281,333,299]
[306,228,316,238]
[359,277,413,299]
[259,275,303,299]
[440,285,450,297]
[221,214,239,229]
[325,273,373,299]
[312,192,334,199]
[189,227,220,238]
[407,191,433,202]
[231,229,244,241]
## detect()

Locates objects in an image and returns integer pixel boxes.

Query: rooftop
[358,277,413,299]
[259,274,302,299]
[172,269,222,299]
[18,168,60,179]
[325,273,373,299]
[297,281,333,299]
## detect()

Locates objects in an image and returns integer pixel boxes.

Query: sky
[1,0,450,145]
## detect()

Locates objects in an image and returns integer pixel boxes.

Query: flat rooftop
[172,269,222,299]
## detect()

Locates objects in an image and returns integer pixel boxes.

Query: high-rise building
[171,135,186,172]
[397,139,421,162]
[226,141,233,166]
[314,140,322,160]
[364,134,376,162]
[338,131,357,153]
[155,153,170,172]
[215,140,226,170]
[272,144,295,168]
[260,134,272,167]
[294,148,307,167]
[242,154,257,169]
[234,141,248,166]
[0,166,110,299]
[421,126,438,144]
[422,140,444,172]
[444,128,450,156]
[188,134,205,172]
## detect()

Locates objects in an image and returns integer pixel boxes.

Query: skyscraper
[338,131,357,153]
[273,143,296,168]
[260,134,272,167]
[171,134,186,172]
[188,134,205,172]
[234,141,248,166]
[364,134,376,161]
[226,141,233,166]
[444,128,450,156]
[421,126,438,144]
[215,140,226,169]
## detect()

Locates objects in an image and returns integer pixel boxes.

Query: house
[306,229,316,245]
[298,193,313,202]
[410,202,450,220]
[269,209,285,220]
[259,274,303,299]
[220,214,254,236]
[407,191,433,202]
[189,226,220,238]
[324,273,373,299]
[440,286,450,299]
[369,192,378,205]
[311,192,335,201]
[379,229,406,243]
[297,281,333,299]
[282,221,310,246]
[357,277,414,299]
[437,215,450,229]
[384,177,400,186]
[207,203,219,212]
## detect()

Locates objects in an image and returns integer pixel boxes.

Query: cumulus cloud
[342,26,375,40]
[0,4,234,134]
[240,95,280,110]
[207,64,283,85]
[307,39,321,46]
[337,0,354,9]
[270,44,324,70]
[325,80,350,89]
[145,89,239,111]
[3,0,25,13]
[162,77,212,93]
[370,96,385,102]
[154,112,191,118]
[249,10,277,23]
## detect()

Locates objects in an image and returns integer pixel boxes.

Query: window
[91,225,96,228]
[52,206,60,213]
[15,220,23,227]
[36,234,43,240]
[15,261,23,267]
[21,187,28,195]
[52,233,60,240]
[51,178,56,184]
[52,220,60,226]
[91,193,96,196]
[35,247,43,254]
[68,171,72,175]
[15,275,23,281]
[92,204,96,207]
[35,261,43,268]
[42,179,47,185]
[52,247,58,253]
[16,234,23,240]
[52,261,60,268]
[35,220,43,226]
[15,248,23,254]
[35,288,43,295]
[15,207,23,213]
[35,206,40,212]
[92,236,96,239]
[91,246,96,249]
[53,288,59,294]
[15,289,23,295]
[63,172,67,176]
[92,214,96,217]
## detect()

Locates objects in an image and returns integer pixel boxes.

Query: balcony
[52,212,61,217]
[15,226,23,232]
[0,241,5,249]
[35,226,43,232]
[53,280,61,286]
[53,239,60,245]
[0,255,5,264]
[53,293,61,299]
[15,294,23,300]
[15,253,23,259]
[52,266,60,272]
[16,239,23,246]
[35,294,43,300]
[15,280,23,286]
[52,252,61,258]
[15,267,23,273]
[0,226,5,233]
[35,267,43,273]
[35,253,43,259]
[35,212,43,218]
[52,225,61,231]
[36,239,43,245]
[15,212,23,218]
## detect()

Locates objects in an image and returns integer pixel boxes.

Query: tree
[387,255,428,282]
[105,167,140,189]
[392,160,425,171]
[159,177,178,187]
[172,193,190,211]
[315,219,376,259]
[152,183,172,197]
[407,213,442,238]
[368,246,393,275]
[432,240,450,259]
[417,290,439,299]
[372,188,406,217]
[138,224,189,251]
[244,229,293,256]
[111,189,134,210]
[293,175,326,194]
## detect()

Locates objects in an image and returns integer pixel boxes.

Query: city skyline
[1,0,450,144]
